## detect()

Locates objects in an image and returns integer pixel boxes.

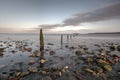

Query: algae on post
[40,28,44,57]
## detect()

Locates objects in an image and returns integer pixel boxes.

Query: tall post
[61,34,63,49]
[39,28,45,68]
[40,28,44,57]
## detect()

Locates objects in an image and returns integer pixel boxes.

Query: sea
[0,33,120,43]
[0,33,120,74]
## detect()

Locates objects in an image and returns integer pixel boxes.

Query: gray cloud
[63,2,120,26]
[28,24,61,33]
[38,2,120,30]
[0,27,13,33]
[39,24,61,29]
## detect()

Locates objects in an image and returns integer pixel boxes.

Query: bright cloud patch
[50,26,88,32]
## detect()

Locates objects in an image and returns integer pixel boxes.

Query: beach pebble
[75,50,82,56]
[117,45,120,52]
[103,64,112,71]
[29,60,35,65]
[48,43,54,46]
[92,66,103,74]
[43,76,52,80]
[85,68,94,73]
[109,46,116,51]
[2,71,7,75]
[41,71,47,75]
[27,48,32,52]
[64,66,69,70]
[60,56,64,61]
[28,66,38,73]
[59,71,62,76]
[49,51,56,55]
[21,50,26,52]
[33,50,40,57]
[0,48,5,52]
[61,69,66,74]
[21,72,30,77]
[40,59,46,64]
[28,53,34,57]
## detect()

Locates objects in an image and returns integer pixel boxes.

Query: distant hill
[89,32,120,34]
[71,32,120,35]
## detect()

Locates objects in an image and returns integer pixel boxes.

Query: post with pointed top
[39,28,45,68]
[61,34,63,49]
[40,28,44,57]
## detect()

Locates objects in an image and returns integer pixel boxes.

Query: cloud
[39,24,61,29]
[0,27,13,33]
[63,2,120,26]
[37,2,120,32]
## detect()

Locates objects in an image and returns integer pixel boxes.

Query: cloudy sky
[0,0,120,33]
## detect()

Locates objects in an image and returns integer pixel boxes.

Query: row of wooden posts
[39,28,72,54]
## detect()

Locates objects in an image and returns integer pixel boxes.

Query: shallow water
[0,33,120,79]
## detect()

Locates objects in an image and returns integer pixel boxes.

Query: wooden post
[39,28,45,68]
[61,34,63,49]
[40,28,44,57]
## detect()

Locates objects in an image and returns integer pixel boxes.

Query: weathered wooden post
[40,28,44,57]
[61,34,63,49]
[39,28,45,68]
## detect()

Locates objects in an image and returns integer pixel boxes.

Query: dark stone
[50,51,56,55]
[40,63,44,68]
[9,72,14,76]
[43,76,52,80]
[2,72,7,74]
[75,50,82,56]
[109,46,116,51]
[0,48,5,52]
[117,45,120,52]
[83,47,88,51]
[48,43,54,46]
[65,45,68,48]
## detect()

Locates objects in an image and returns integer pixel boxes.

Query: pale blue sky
[0,0,120,33]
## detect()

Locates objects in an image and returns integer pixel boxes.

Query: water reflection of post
[18,62,23,72]
[15,62,23,79]
[39,28,45,68]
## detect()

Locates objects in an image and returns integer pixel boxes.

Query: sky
[0,0,120,33]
